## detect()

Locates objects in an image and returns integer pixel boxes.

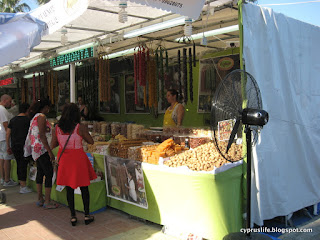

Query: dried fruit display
[109,139,147,159]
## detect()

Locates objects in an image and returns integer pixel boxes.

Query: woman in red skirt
[51,103,96,226]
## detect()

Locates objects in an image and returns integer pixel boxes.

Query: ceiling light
[61,27,68,45]
[104,47,135,59]
[176,25,239,41]
[184,18,193,37]
[20,58,46,69]
[124,16,186,39]
[57,42,97,55]
[118,1,128,23]
[53,65,70,71]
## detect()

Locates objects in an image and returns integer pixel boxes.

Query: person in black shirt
[6,103,32,194]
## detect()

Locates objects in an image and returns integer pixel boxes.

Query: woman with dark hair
[77,96,88,120]
[6,103,32,194]
[26,99,58,208]
[51,103,96,226]
[163,89,185,127]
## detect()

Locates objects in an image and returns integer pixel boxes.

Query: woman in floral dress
[26,99,57,209]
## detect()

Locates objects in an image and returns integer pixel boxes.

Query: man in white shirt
[0,94,16,187]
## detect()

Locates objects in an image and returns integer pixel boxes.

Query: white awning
[0,13,47,67]
[110,0,206,19]
[30,0,89,35]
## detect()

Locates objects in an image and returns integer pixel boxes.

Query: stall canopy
[0,12,47,67]
[0,0,89,68]
[242,3,320,226]
[0,0,239,76]
[110,0,206,20]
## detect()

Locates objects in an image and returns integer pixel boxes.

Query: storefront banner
[109,0,205,20]
[104,155,148,209]
[30,0,88,35]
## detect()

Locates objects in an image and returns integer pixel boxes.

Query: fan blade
[226,119,240,154]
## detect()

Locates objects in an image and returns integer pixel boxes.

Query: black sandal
[84,215,94,225]
[70,216,77,226]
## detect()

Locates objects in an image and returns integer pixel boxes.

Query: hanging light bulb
[118,1,128,23]
[184,18,193,37]
[61,27,68,45]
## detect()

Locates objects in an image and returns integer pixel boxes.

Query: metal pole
[70,62,76,103]
[246,125,252,237]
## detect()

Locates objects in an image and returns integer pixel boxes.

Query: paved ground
[278,214,320,240]
[0,185,179,240]
[0,184,319,240]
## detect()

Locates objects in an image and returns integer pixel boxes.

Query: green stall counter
[11,152,243,240]
[95,154,243,240]
[10,155,107,213]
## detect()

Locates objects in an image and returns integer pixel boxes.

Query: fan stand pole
[223,126,272,240]
[246,125,252,236]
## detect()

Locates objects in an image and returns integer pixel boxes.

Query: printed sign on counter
[104,155,148,209]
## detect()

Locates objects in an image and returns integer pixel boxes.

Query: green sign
[50,47,95,67]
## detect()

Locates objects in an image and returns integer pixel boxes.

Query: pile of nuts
[164,142,242,171]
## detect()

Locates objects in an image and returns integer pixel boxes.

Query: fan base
[223,232,273,240]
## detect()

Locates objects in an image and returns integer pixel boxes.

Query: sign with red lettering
[0,77,14,86]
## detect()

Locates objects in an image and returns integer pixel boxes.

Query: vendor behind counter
[163,89,185,127]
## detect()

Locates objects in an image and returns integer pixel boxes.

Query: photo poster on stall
[198,54,240,113]
[104,155,148,209]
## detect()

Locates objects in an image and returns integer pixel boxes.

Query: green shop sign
[50,47,95,67]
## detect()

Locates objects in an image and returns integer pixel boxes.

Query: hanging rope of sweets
[99,58,103,102]
[55,72,58,104]
[38,73,41,100]
[32,73,36,102]
[107,58,111,102]
[160,49,165,99]
[183,48,188,104]
[51,72,54,105]
[189,47,193,103]
[134,51,138,105]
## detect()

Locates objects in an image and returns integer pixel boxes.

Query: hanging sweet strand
[165,50,169,73]
[183,48,188,104]
[38,73,41,100]
[107,58,111,102]
[32,73,36,102]
[134,51,138,105]
[55,72,58,104]
[47,72,50,103]
[189,47,193,103]
[99,58,103,102]
[147,52,158,109]
[177,50,182,98]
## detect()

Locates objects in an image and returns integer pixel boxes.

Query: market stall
[10,123,243,240]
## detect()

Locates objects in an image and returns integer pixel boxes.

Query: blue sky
[23,0,320,27]
[257,0,320,27]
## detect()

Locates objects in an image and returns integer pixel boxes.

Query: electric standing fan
[211,69,270,240]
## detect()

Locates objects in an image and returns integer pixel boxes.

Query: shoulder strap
[57,129,73,164]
